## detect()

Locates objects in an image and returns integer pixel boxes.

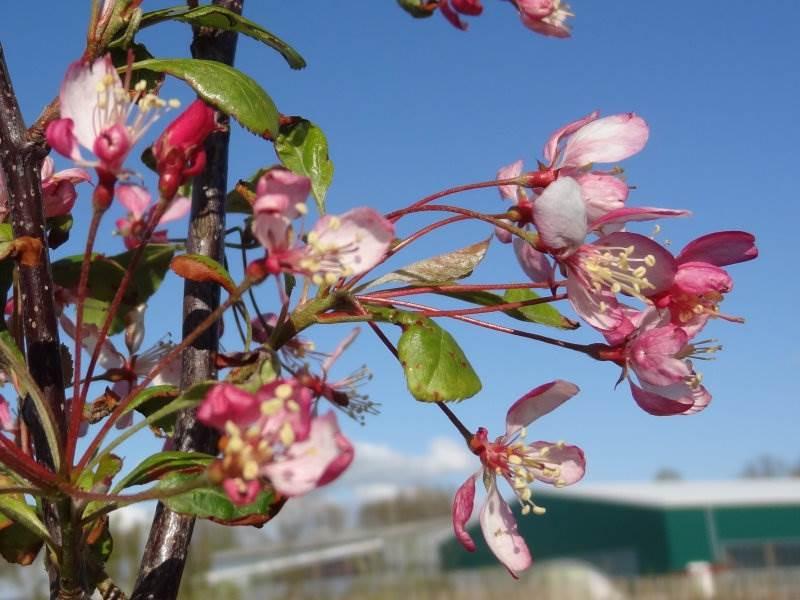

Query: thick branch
[0,43,81,598]
[130,2,242,598]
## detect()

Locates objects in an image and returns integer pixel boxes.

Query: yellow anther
[168,98,181,108]
[644,254,656,267]
[279,422,295,446]
[242,460,259,480]
[296,203,308,215]
[275,383,293,399]
[324,272,339,285]
[532,505,547,515]
[260,398,282,415]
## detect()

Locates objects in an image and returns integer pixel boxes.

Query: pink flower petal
[479,482,532,578]
[117,185,152,219]
[529,440,586,486]
[452,0,483,15]
[560,113,649,168]
[497,160,523,201]
[573,172,629,222]
[673,262,732,295]
[439,0,469,29]
[520,12,571,38]
[565,269,626,331]
[505,380,579,439]
[589,206,690,232]
[197,383,261,431]
[629,380,694,416]
[453,474,478,552]
[310,207,395,277]
[254,169,310,220]
[676,231,758,267]
[543,111,599,165]
[159,196,191,225]
[262,412,352,497]
[46,119,82,162]
[513,238,555,287]
[518,0,555,19]
[59,56,121,152]
[532,176,587,254]
[0,395,15,432]
[628,325,691,387]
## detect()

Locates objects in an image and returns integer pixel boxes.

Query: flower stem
[65,208,104,470]
[76,202,168,426]
[385,177,520,221]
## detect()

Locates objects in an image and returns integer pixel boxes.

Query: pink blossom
[251,193,395,285]
[518,0,573,38]
[115,185,190,249]
[600,308,713,416]
[198,379,353,504]
[261,412,354,497]
[530,176,686,334]
[46,55,174,176]
[453,381,585,577]
[40,157,91,218]
[652,231,757,336]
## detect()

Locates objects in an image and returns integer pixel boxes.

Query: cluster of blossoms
[197,379,354,505]
[497,111,757,415]
[438,0,572,37]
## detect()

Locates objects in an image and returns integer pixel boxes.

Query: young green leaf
[275,119,334,214]
[158,472,284,527]
[397,318,481,402]
[138,5,306,69]
[131,58,280,138]
[113,451,215,492]
[438,288,579,330]
[502,288,579,330]
[361,238,490,290]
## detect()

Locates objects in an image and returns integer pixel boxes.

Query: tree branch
[130,2,243,598]
[0,43,83,599]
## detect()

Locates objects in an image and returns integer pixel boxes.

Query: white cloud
[325,436,474,502]
[110,502,155,532]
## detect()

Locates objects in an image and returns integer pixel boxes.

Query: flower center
[578,244,656,299]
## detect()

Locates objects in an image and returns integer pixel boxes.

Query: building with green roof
[441,480,800,575]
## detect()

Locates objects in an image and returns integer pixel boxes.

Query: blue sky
[1,1,797,502]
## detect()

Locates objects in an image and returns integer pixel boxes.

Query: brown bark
[130,2,243,598]
[0,43,82,598]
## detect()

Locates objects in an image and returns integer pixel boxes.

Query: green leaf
[132,58,279,138]
[397,318,481,402]
[158,472,283,527]
[139,5,306,69]
[362,238,491,290]
[0,496,52,549]
[126,385,180,436]
[438,289,579,330]
[0,332,61,467]
[275,119,334,213]
[171,254,236,294]
[113,451,214,492]
[397,0,438,18]
[502,288,579,330]
[51,245,175,335]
